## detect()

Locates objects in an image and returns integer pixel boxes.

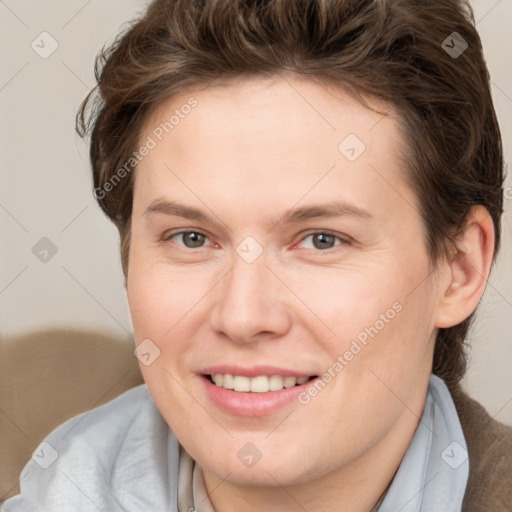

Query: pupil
[184,232,204,248]
[313,233,334,249]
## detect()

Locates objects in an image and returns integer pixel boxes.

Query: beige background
[1,0,511,425]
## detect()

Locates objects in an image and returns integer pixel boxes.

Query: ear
[434,206,496,329]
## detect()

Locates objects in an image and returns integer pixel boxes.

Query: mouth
[205,373,318,393]
[199,366,321,416]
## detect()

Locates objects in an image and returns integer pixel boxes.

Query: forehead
[141,74,402,152]
[134,75,414,221]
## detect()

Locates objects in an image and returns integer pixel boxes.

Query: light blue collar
[377,374,468,511]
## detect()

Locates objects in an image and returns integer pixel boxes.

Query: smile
[200,370,320,416]
[209,374,315,393]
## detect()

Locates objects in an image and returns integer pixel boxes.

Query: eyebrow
[144,198,372,228]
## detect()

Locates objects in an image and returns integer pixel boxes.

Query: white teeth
[283,376,297,388]
[233,375,250,392]
[250,376,269,393]
[222,374,234,389]
[211,374,311,392]
[269,375,284,391]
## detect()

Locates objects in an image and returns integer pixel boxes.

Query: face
[127,75,443,487]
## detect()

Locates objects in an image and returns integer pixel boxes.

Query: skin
[126,74,494,511]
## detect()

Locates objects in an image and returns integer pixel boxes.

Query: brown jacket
[451,385,512,511]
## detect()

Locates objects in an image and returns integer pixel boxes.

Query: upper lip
[200,365,316,378]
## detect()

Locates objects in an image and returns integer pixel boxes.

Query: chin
[195,440,329,488]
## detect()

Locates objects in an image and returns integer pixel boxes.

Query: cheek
[126,251,187,346]
[289,255,436,379]
[126,255,215,384]
[127,271,165,342]
[285,264,404,343]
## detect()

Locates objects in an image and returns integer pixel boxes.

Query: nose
[209,252,292,344]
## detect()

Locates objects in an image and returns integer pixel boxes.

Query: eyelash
[162,230,350,252]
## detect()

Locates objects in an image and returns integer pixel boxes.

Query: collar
[378,375,468,511]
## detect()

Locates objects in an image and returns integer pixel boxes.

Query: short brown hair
[77,0,504,388]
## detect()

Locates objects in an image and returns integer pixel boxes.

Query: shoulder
[39,383,159,455]
[450,384,512,511]
[2,384,180,512]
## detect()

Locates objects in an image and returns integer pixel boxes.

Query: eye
[162,230,348,251]
[296,232,347,251]
[165,230,212,249]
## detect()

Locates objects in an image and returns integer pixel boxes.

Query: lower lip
[200,375,317,417]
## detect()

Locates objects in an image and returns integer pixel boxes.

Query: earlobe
[435,206,495,328]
